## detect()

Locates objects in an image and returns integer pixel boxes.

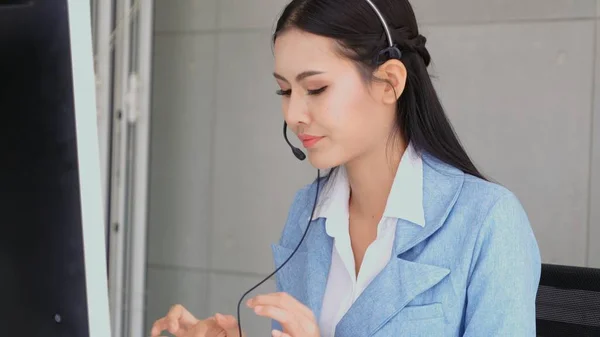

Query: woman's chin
[306,151,343,171]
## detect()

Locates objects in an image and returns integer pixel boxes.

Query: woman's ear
[373,59,407,105]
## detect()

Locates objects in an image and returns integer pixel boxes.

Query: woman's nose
[284,94,311,128]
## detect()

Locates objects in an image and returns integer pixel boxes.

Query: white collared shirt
[314,144,425,337]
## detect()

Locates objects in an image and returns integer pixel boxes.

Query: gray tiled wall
[146,0,600,335]
[425,20,595,266]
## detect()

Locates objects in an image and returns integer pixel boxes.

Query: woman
[151,0,541,336]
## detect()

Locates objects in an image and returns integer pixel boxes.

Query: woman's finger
[187,319,224,337]
[253,305,305,335]
[214,313,243,337]
[248,292,313,319]
[150,317,168,336]
[166,304,198,331]
[271,329,292,337]
[151,317,186,337]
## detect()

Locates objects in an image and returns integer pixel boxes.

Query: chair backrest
[536,263,600,336]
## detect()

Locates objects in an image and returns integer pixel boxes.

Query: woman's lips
[297,134,324,148]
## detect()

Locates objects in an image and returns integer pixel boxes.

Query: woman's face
[273,28,400,169]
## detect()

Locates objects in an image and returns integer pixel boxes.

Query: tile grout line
[152,16,597,36]
[147,263,274,280]
[420,15,595,27]
[585,18,598,267]
[205,0,222,315]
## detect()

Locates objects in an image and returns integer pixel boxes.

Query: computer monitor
[0,0,111,336]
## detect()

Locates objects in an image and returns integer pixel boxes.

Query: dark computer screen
[0,1,90,335]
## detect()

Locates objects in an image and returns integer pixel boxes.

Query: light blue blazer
[271,154,541,336]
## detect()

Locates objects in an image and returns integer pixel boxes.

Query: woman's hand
[150,304,242,337]
[151,304,199,336]
[180,314,242,337]
[247,292,320,337]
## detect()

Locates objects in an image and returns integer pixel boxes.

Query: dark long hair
[273,0,486,180]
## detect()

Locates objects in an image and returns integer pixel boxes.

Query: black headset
[235,1,401,335]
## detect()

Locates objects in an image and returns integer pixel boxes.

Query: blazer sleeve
[271,182,315,333]
[463,192,541,336]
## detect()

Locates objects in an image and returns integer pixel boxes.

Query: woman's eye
[276,89,291,96]
[307,86,328,95]
[276,89,292,96]
[276,86,327,97]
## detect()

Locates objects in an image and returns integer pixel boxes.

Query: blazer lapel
[271,218,333,319]
[334,255,451,337]
[305,219,333,319]
[334,156,464,337]
[396,154,465,255]
[272,243,309,306]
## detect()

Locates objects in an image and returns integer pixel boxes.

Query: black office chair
[536,263,600,336]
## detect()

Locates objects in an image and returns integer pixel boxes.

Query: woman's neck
[346,140,407,220]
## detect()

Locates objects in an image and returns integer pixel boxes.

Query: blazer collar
[335,154,464,336]
[272,154,464,336]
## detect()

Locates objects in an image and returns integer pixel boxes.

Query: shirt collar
[312,143,425,230]
[383,143,425,227]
